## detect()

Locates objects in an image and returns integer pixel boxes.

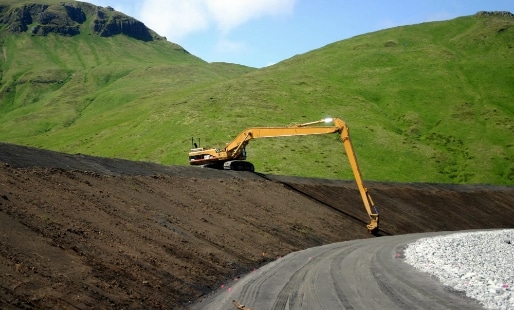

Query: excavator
[188,117,379,233]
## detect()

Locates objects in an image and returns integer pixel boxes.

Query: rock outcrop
[91,8,154,41]
[0,2,163,41]
[475,11,514,18]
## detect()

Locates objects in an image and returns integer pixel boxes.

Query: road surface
[193,232,483,310]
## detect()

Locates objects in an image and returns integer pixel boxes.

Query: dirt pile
[0,143,513,309]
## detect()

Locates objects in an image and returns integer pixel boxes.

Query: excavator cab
[188,147,206,162]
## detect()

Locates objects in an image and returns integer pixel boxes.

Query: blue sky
[85,0,514,68]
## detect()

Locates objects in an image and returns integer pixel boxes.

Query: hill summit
[0,1,163,41]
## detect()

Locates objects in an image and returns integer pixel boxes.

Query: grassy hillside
[206,13,514,185]
[0,3,512,185]
[0,1,255,161]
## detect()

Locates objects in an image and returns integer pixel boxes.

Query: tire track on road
[193,233,486,310]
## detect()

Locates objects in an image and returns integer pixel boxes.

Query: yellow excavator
[188,117,379,233]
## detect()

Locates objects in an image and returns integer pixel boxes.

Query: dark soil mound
[1,143,512,309]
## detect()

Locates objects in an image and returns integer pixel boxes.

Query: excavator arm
[333,119,379,232]
[188,117,379,233]
[223,119,342,161]
[188,119,340,166]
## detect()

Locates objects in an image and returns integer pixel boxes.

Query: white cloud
[205,0,295,34]
[138,0,295,40]
[139,0,210,41]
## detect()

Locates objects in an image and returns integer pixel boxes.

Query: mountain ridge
[0,0,166,42]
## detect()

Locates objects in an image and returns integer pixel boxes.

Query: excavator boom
[188,117,379,233]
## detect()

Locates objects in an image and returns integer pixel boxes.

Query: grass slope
[0,1,255,160]
[231,14,514,185]
[0,5,512,185]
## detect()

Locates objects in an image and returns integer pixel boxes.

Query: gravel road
[193,231,485,310]
[405,229,513,310]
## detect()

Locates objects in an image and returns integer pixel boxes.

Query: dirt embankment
[0,143,513,309]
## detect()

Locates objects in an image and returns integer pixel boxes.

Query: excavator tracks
[223,160,255,172]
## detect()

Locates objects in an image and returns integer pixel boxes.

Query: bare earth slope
[0,142,513,309]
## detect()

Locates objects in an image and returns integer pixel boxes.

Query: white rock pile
[404,229,514,310]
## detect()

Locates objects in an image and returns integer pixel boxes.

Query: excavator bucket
[367,216,379,235]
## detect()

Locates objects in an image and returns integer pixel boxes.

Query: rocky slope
[0,1,164,41]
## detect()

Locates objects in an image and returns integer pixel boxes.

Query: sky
[84,0,514,68]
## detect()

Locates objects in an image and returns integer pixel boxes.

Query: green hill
[0,2,513,185]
